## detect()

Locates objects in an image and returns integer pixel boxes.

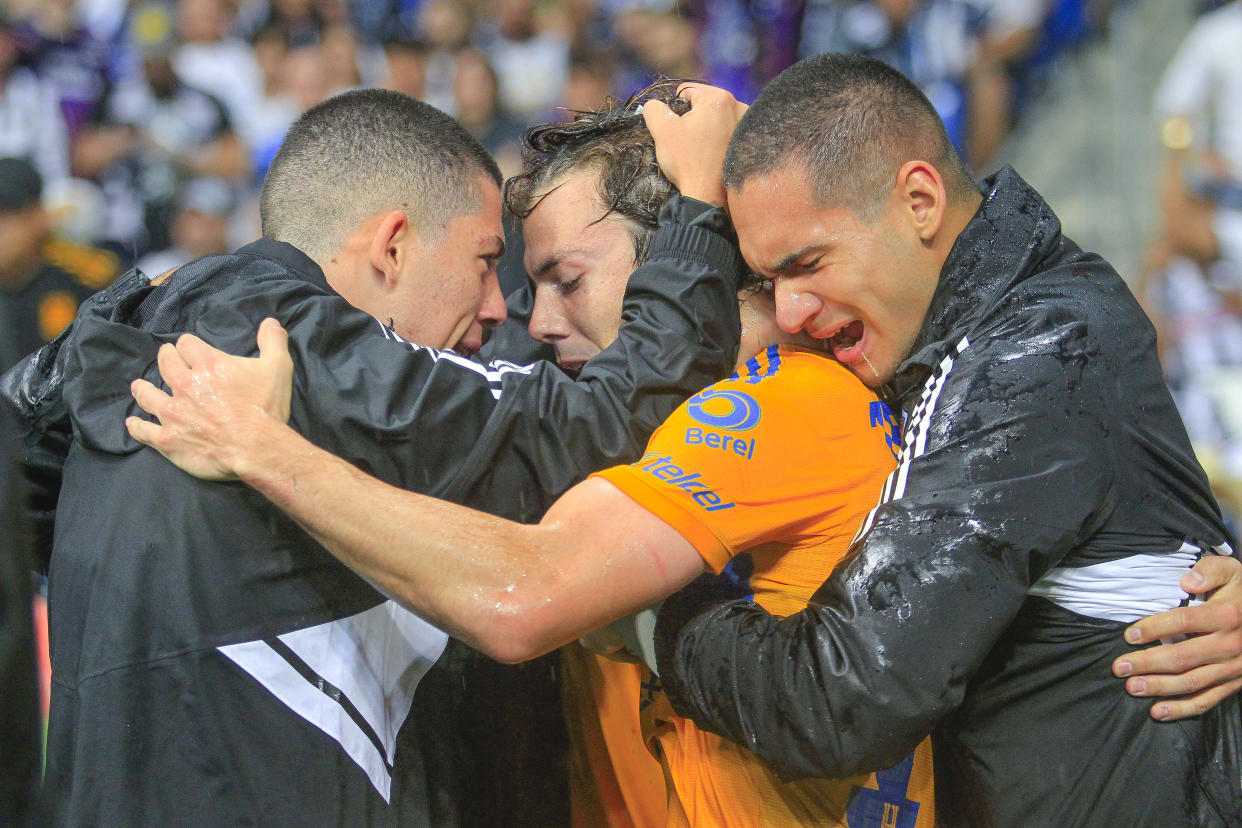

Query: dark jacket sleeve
[653,312,1116,779]
[60,196,743,524]
[0,269,152,569]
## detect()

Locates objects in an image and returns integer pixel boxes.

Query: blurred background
[1,0,1240,509]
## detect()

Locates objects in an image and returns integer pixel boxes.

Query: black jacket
[654,168,1242,827]
[3,195,742,826]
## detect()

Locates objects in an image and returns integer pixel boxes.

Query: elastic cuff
[646,209,745,278]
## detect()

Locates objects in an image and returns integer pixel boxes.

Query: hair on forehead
[723,53,976,220]
[505,78,689,264]
[259,89,501,262]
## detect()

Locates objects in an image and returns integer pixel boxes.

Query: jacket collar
[236,238,332,293]
[890,166,1062,400]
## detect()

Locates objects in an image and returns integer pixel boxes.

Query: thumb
[1184,555,1239,594]
[256,318,291,365]
[642,99,674,136]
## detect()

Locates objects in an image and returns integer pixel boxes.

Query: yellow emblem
[38,291,79,341]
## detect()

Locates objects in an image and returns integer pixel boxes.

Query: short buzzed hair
[723,54,977,221]
[260,89,502,262]
[505,79,687,264]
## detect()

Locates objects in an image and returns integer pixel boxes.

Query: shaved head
[723,53,977,221]
[260,89,502,262]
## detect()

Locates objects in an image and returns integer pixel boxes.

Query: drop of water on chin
[860,350,881,382]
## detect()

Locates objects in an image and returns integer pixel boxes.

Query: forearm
[232,419,702,662]
[233,419,553,655]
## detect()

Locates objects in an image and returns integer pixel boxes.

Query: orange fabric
[563,644,668,828]
[594,346,934,828]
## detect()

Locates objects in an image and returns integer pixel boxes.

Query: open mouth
[826,320,865,359]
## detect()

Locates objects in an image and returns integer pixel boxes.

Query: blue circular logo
[687,389,761,431]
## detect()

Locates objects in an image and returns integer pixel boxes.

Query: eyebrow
[767,244,822,276]
[530,247,592,279]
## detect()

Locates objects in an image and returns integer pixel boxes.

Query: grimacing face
[728,163,940,388]
[521,169,639,373]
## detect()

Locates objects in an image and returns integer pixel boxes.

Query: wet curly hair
[504,78,691,264]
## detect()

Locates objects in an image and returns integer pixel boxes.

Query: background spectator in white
[0,12,70,186]
[174,0,266,145]
[478,0,569,118]
[9,0,114,140]
[74,3,246,259]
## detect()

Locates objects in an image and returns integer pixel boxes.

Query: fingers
[156,342,192,391]
[1146,677,1242,722]
[1122,656,1242,699]
[125,415,164,451]
[130,378,172,420]
[1125,601,1242,646]
[1183,554,1242,593]
[1115,621,1242,678]
[641,99,674,135]
[256,318,293,375]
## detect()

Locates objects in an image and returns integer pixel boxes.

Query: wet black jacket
[654,169,1242,827]
[2,196,743,826]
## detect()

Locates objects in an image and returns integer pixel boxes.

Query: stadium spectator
[416,0,473,114]
[0,12,70,185]
[174,0,266,145]
[1141,0,1242,511]
[1151,0,1242,276]
[0,157,119,373]
[10,0,115,139]
[382,36,428,100]
[136,176,236,277]
[74,3,246,258]
[452,48,525,177]
[477,0,570,118]
[798,0,990,156]
[966,0,1046,169]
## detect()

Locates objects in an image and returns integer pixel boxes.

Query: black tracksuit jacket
[654,168,1242,827]
[1,196,743,826]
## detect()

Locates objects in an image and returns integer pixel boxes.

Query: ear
[895,160,946,244]
[368,210,416,290]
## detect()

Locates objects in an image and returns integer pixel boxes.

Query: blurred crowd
[0,0,1106,290]
[1141,0,1242,518]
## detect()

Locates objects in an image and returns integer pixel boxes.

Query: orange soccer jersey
[594,345,935,828]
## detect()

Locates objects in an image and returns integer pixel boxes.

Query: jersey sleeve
[594,347,897,573]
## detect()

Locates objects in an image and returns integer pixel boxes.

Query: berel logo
[635,452,736,512]
[687,389,761,431]
[685,427,756,459]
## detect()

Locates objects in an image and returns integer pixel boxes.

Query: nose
[528,289,570,344]
[478,271,507,328]
[774,280,822,334]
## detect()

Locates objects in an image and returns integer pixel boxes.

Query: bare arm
[126,324,704,662]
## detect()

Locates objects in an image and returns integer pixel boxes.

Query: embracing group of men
[7,54,1242,827]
